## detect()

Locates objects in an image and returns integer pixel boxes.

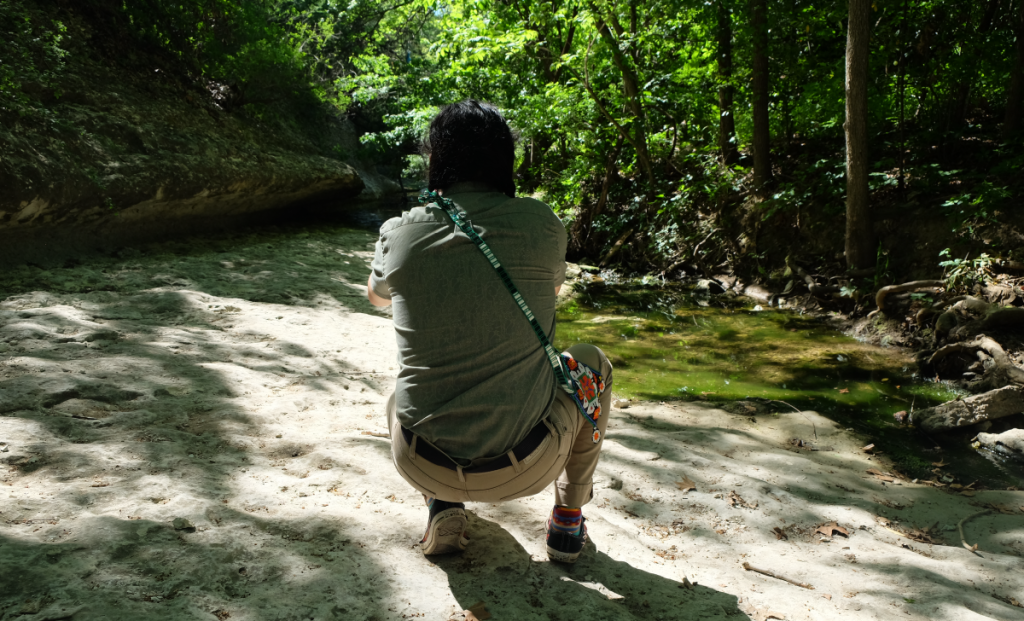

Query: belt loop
[456,465,466,483]
[542,418,558,437]
[507,449,522,474]
[408,434,418,461]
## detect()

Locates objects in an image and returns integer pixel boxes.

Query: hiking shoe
[420,499,468,555]
[546,516,588,563]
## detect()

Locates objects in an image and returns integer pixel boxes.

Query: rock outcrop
[0,20,369,266]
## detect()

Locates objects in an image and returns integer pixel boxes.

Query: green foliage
[941,181,1010,239]
[938,248,994,292]
[0,0,67,115]
[8,0,1021,272]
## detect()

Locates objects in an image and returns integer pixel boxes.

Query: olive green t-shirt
[369,182,567,465]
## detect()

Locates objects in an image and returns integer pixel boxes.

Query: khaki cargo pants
[387,343,612,507]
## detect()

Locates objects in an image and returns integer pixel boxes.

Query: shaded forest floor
[2,221,1024,621]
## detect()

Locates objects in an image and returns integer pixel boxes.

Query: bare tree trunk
[717,1,739,166]
[750,0,772,194]
[594,18,655,187]
[583,138,623,241]
[845,0,873,270]
[1006,0,1024,136]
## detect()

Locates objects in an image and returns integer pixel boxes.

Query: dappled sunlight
[0,222,413,618]
[573,400,1024,620]
[3,219,1023,619]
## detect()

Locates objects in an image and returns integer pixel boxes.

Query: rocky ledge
[0,43,367,266]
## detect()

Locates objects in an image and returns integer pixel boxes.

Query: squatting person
[365,99,613,563]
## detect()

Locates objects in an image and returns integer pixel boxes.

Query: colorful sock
[550,506,583,537]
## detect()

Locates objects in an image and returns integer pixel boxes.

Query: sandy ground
[2,221,1024,621]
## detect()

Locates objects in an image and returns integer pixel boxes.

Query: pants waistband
[400,418,550,474]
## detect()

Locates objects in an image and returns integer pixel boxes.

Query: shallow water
[554,280,1023,487]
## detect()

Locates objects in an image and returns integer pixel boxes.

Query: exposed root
[875,280,944,314]
[915,295,966,326]
[953,306,1024,341]
[928,335,1010,368]
[785,256,840,296]
[928,334,1024,392]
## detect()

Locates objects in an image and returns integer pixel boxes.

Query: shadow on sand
[433,512,750,620]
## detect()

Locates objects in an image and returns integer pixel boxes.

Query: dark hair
[425,99,516,198]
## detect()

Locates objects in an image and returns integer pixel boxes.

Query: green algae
[555,281,1022,487]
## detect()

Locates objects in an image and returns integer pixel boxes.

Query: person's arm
[367,274,392,307]
[368,232,393,307]
[555,285,561,295]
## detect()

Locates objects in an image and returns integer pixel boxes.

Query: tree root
[785,256,840,296]
[875,280,944,314]
[916,295,966,326]
[952,306,1024,341]
[928,334,1024,392]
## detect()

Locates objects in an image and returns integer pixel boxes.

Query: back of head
[426,100,516,198]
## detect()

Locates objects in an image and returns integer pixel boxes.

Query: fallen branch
[785,256,840,296]
[742,562,815,590]
[958,510,990,553]
[875,280,944,314]
[600,228,634,267]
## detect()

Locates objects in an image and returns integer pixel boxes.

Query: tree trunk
[749,0,771,194]
[844,0,872,270]
[1006,0,1024,136]
[595,19,655,187]
[717,1,739,166]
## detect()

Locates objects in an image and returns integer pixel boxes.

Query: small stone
[172,518,195,531]
[19,601,42,614]
[609,477,623,491]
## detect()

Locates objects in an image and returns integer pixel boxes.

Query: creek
[555,278,1024,488]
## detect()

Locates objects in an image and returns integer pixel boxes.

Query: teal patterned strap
[419,190,605,442]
